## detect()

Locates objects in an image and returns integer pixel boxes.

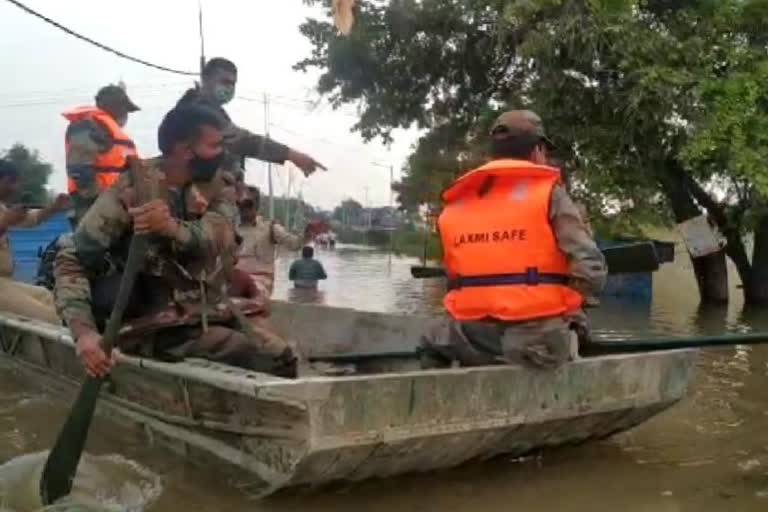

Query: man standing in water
[420,110,606,369]
[288,246,328,289]
[176,58,326,179]
[54,105,297,379]
[237,186,311,298]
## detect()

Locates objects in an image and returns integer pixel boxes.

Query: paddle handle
[100,156,155,354]
[583,332,768,355]
[100,234,148,354]
[309,332,768,364]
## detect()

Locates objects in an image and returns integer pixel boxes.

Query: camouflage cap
[491,110,553,147]
[95,84,140,112]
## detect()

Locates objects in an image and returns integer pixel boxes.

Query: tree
[332,198,364,226]
[1,143,53,204]
[297,0,768,304]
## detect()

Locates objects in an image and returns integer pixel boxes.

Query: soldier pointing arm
[176,58,326,178]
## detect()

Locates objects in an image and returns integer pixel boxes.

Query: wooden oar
[40,158,153,505]
[581,332,768,356]
[308,331,768,364]
[410,266,446,278]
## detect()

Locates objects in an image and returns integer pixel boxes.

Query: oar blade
[602,242,660,274]
[40,377,103,504]
[410,266,446,279]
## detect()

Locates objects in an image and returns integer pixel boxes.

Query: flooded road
[3,244,768,510]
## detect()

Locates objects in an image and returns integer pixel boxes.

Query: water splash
[0,452,162,512]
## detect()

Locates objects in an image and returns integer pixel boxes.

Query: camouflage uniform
[237,217,304,297]
[54,158,297,377]
[176,89,290,176]
[64,119,114,225]
[421,183,607,370]
[177,89,290,232]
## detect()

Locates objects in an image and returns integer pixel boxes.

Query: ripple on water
[0,452,162,512]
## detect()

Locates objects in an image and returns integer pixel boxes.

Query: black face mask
[189,151,224,182]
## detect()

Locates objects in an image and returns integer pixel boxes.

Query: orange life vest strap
[112,139,136,148]
[447,269,569,290]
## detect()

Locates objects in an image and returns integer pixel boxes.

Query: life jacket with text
[63,106,137,193]
[438,159,584,322]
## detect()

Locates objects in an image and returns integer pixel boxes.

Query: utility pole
[263,92,274,220]
[198,1,206,77]
[389,164,394,262]
[285,166,294,228]
[372,161,396,264]
[364,186,371,228]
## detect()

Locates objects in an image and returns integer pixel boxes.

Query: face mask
[189,151,224,182]
[212,84,235,105]
[115,114,128,128]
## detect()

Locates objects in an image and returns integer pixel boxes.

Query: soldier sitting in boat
[53,105,298,379]
[420,110,607,369]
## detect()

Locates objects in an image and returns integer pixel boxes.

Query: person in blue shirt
[288,246,327,289]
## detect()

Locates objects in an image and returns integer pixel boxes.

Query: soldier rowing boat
[0,302,695,497]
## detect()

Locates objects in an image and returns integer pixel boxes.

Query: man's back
[288,256,327,288]
[422,110,607,371]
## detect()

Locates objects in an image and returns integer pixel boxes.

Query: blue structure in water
[7,211,69,283]
[597,238,675,301]
[6,212,674,303]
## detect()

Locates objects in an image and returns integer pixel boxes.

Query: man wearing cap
[419,110,606,370]
[63,84,140,227]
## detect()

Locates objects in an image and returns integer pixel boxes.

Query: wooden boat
[0,302,696,497]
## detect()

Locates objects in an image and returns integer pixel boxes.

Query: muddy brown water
[3,244,768,511]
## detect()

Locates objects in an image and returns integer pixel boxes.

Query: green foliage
[1,143,53,204]
[298,0,768,300]
[684,63,768,198]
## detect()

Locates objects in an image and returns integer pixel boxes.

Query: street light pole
[263,93,274,220]
[372,161,395,265]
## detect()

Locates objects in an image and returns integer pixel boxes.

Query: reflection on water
[0,451,161,512]
[2,244,768,510]
[272,245,445,316]
[286,287,326,305]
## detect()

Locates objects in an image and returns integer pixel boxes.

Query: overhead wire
[4,0,198,76]
[0,81,190,103]
[0,84,190,109]
[235,93,363,121]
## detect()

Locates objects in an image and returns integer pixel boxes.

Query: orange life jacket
[63,106,137,193]
[438,159,584,322]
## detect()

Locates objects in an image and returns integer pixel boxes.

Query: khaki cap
[491,110,553,147]
[95,84,140,112]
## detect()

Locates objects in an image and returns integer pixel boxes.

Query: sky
[0,0,418,210]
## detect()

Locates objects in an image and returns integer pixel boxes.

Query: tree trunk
[671,162,756,304]
[660,170,729,303]
[746,212,768,304]
[690,251,729,304]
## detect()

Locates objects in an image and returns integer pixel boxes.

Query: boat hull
[0,310,695,496]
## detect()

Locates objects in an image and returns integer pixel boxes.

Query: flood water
[3,244,768,511]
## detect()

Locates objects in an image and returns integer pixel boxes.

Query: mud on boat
[0,301,695,497]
